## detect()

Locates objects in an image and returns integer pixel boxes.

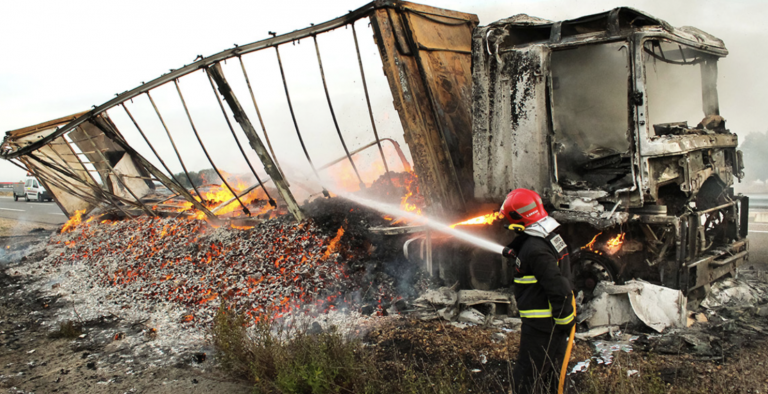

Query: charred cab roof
[484,7,727,56]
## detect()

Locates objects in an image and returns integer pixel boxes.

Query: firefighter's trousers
[512,324,569,394]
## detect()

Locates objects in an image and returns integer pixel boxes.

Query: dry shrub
[211,304,480,394]
[50,320,82,339]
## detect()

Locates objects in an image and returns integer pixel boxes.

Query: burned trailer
[471,8,748,295]
[0,1,478,227]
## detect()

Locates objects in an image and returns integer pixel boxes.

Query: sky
[1,0,766,183]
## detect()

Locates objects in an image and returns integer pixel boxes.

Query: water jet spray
[327,187,508,256]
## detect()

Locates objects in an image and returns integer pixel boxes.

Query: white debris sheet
[701,277,768,309]
[584,280,686,333]
[569,334,639,375]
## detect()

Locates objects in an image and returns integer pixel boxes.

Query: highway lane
[747,213,768,269]
[0,196,67,225]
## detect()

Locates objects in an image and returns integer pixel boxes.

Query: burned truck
[0,3,747,296]
[465,8,748,296]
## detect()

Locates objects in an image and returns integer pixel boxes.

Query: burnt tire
[468,249,502,290]
[570,249,621,300]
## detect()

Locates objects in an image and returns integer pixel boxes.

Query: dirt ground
[0,266,252,393]
[0,219,250,393]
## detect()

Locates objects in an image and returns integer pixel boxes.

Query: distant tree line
[740,131,768,183]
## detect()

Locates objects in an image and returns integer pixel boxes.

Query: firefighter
[500,188,575,394]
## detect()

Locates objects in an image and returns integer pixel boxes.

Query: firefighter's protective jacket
[509,232,575,332]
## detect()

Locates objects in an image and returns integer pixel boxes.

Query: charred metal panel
[471,38,551,202]
[69,120,124,193]
[20,143,96,216]
[370,3,478,216]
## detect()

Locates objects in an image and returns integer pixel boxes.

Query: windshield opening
[644,39,721,136]
[551,41,632,191]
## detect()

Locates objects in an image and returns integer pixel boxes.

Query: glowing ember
[61,209,85,233]
[450,212,502,228]
[45,213,397,325]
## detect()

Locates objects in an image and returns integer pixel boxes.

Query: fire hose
[558,294,577,394]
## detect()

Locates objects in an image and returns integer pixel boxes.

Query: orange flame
[450,212,503,229]
[176,177,277,222]
[606,233,625,254]
[61,209,86,233]
[323,226,345,260]
[583,232,602,251]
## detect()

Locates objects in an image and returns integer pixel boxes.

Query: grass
[50,320,82,339]
[210,304,479,394]
[212,305,768,393]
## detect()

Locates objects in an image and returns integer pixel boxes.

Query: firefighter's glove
[502,247,516,259]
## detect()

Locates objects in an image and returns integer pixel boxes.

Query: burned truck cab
[472,8,748,295]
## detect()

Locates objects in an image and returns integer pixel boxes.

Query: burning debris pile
[49,217,355,324]
[16,193,421,338]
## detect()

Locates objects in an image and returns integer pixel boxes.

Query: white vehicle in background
[19,176,53,202]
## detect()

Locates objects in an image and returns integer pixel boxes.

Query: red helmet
[500,189,548,226]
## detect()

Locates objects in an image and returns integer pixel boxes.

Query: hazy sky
[1,0,765,183]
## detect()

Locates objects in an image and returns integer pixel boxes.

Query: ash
[6,209,405,374]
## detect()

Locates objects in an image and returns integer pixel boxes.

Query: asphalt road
[747,209,768,268]
[0,196,67,225]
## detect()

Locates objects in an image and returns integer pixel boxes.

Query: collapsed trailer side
[0,1,478,226]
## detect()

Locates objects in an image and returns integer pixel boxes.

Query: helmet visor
[508,210,523,221]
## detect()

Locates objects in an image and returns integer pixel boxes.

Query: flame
[399,171,422,215]
[583,232,602,251]
[450,212,502,228]
[581,231,624,255]
[175,176,278,222]
[324,153,424,220]
[323,226,345,260]
[606,233,625,254]
[61,209,85,233]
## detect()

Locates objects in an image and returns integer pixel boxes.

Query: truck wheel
[25,194,29,202]
[37,193,42,202]
[468,249,501,290]
[570,249,620,301]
